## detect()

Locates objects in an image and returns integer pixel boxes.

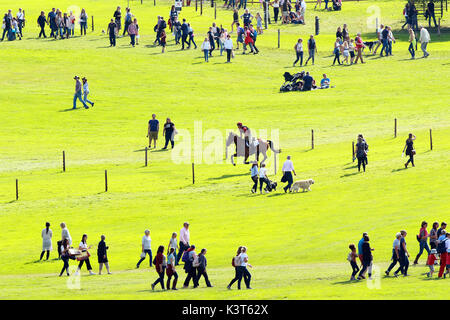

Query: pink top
[128,23,137,35]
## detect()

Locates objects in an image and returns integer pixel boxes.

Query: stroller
[264,180,277,192]
[280,71,305,92]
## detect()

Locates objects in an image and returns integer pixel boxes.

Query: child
[201,38,211,62]
[168,232,178,265]
[97,235,111,275]
[160,30,166,53]
[135,19,140,45]
[256,13,263,35]
[348,244,359,280]
[426,248,438,277]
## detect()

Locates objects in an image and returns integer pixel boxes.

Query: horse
[225,132,281,165]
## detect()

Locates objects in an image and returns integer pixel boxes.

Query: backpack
[232,255,241,267]
[181,250,190,263]
[231,256,236,267]
[437,239,447,254]
[192,255,200,268]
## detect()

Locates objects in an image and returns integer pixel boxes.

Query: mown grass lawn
[0,0,449,299]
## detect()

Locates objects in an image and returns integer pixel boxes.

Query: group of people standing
[329,25,366,65]
[147,115,177,150]
[36,8,87,39]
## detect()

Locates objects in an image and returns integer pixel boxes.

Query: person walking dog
[281,155,296,193]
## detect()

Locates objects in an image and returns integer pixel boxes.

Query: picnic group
[39,221,254,290]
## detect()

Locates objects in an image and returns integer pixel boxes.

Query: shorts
[350,51,355,58]
[343,50,349,57]
[149,131,158,140]
[282,11,289,18]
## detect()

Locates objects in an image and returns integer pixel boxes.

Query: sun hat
[431,249,437,254]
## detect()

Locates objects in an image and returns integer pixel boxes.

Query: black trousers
[395,255,409,275]
[1,27,9,40]
[153,267,166,289]
[386,250,399,272]
[357,156,367,172]
[196,267,212,287]
[228,266,243,289]
[350,261,359,277]
[359,260,372,277]
[78,258,92,270]
[189,35,197,48]
[294,51,303,66]
[176,242,189,264]
[109,34,116,46]
[226,49,232,62]
[60,256,70,275]
[273,8,279,22]
[283,171,293,192]
[251,176,258,192]
[182,34,190,49]
[184,268,198,287]
[164,134,174,149]
[333,50,341,64]
[238,266,251,288]
[123,22,130,35]
[40,250,50,260]
[167,271,178,288]
[259,177,269,192]
[39,25,46,38]
[406,153,414,167]
[80,22,86,35]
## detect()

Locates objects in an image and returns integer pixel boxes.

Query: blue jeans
[380,39,388,56]
[83,92,93,106]
[136,249,153,267]
[387,41,392,55]
[408,42,415,58]
[416,240,431,260]
[204,49,209,62]
[73,91,88,109]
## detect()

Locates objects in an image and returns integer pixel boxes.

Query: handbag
[76,250,91,261]
[412,149,416,155]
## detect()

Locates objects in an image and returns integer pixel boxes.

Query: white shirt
[79,242,88,250]
[295,42,303,52]
[169,237,177,249]
[224,39,233,50]
[272,1,280,8]
[142,235,151,250]
[259,167,267,178]
[201,41,211,50]
[83,82,89,94]
[446,238,450,253]
[301,1,307,11]
[61,227,72,245]
[282,160,295,172]
[180,227,190,245]
[420,28,430,43]
[393,238,400,249]
[16,11,24,20]
[239,252,249,267]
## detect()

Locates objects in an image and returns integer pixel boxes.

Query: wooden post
[215,2,217,19]
[352,141,355,162]
[430,129,433,150]
[62,151,66,172]
[91,16,94,32]
[16,179,18,200]
[145,147,148,166]
[201,0,203,15]
[192,163,195,184]
[394,118,397,138]
[196,0,198,11]
[438,18,441,36]
[277,29,280,48]
[311,129,314,149]
[154,0,156,6]
[376,17,378,31]
[105,170,108,192]
[141,0,143,4]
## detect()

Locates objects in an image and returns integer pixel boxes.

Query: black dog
[264,180,277,192]
[363,41,379,53]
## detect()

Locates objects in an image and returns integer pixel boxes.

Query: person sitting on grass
[320,74,330,89]
[302,72,314,91]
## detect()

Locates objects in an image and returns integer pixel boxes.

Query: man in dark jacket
[195,249,213,288]
[1,11,12,41]
[426,1,437,28]
[181,18,189,49]
[37,11,47,38]
[183,245,198,288]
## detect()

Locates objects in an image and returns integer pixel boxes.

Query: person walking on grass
[113,6,122,35]
[40,222,53,261]
[231,9,239,33]
[73,76,89,109]
[123,7,132,36]
[224,34,234,63]
[373,24,383,55]
[426,248,438,277]
[75,234,96,276]
[227,246,244,289]
[402,133,416,168]
[59,238,70,277]
[183,245,198,288]
[408,26,416,59]
[355,135,368,172]
[354,33,365,64]
[58,222,72,259]
[201,37,211,62]
[79,9,87,36]
[250,161,258,193]
[237,246,253,289]
[176,222,190,265]
[166,247,178,290]
[394,230,409,277]
[160,29,166,53]
[304,35,317,66]
[37,11,47,38]
[426,1,437,28]
[385,232,401,276]
[281,155,296,193]
[128,19,137,47]
[162,118,176,149]
[430,222,439,250]
[136,229,152,268]
[258,163,270,194]
[147,114,159,149]
[419,25,430,58]
[348,244,359,280]
[168,232,179,265]
[188,23,197,49]
[82,77,94,108]
[181,19,190,50]
[107,19,117,47]
[293,38,303,67]
[437,230,448,278]
[357,232,368,267]
[332,38,341,65]
[97,235,111,275]
[357,235,373,280]
[151,246,167,290]
[196,249,213,288]
[414,221,431,265]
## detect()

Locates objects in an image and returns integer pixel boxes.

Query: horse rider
[237,122,252,160]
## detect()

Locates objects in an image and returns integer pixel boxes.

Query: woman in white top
[332,38,341,65]
[40,222,53,261]
[293,38,303,66]
[201,38,211,62]
[238,246,253,289]
[68,11,75,37]
[82,77,94,107]
[136,229,153,268]
[168,232,179,265]
[75,234,95,275]
[258,163,269,194]
[224,34,233,63]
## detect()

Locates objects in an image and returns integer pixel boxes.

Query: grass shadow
[332,280,358,285]
[206,173,248,181]
[340,171,361,178]
[343,165,358,170]
[59,108,80,112]
[391,167,407,172]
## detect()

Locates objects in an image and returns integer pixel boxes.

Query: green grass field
[0,0,449,299]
